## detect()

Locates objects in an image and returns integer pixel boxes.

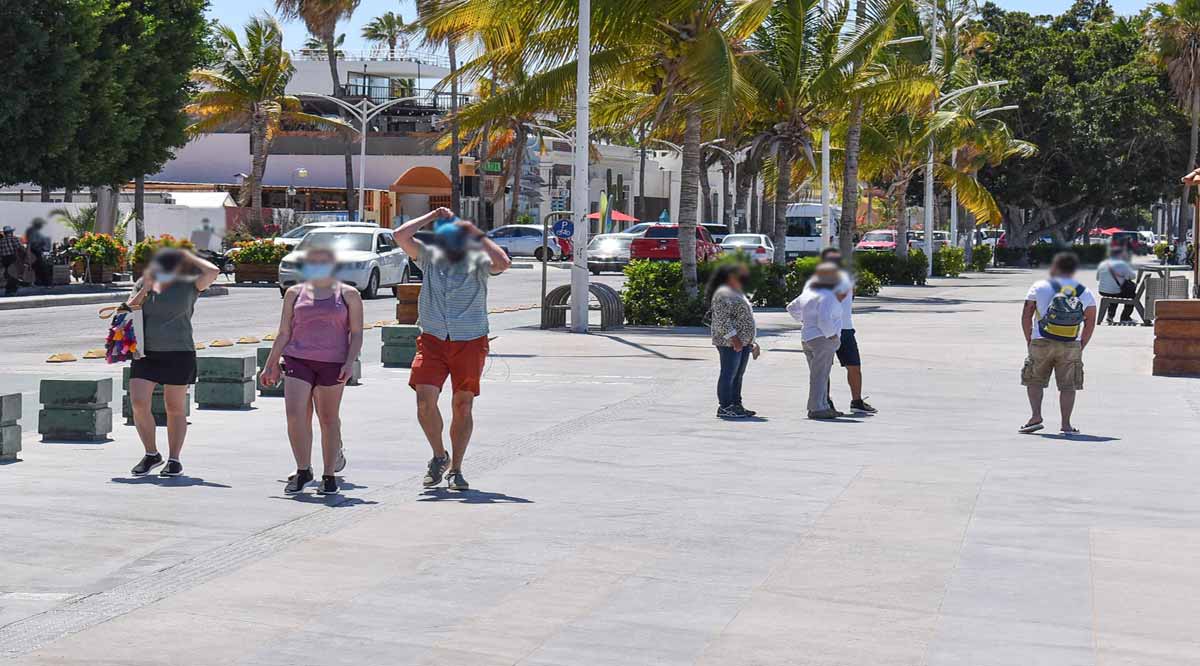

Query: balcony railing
[336,84,474,111]
[289,49,450,70]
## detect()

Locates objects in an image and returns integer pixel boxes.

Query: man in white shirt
[820,248,876,414]
[788,262,845,419]
[1095,246,1137,323]
[1020,251,1097,435]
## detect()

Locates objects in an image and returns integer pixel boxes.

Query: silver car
[587,233,636,274]
[487,225,567,261]
[278,227,410,299]
[720,234,775,264]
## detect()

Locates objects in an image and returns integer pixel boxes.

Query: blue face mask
[302,263,335,281]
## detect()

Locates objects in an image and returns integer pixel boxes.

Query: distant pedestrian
[707,262,760,419]
[1020,252,1097,435]
[0,225,26,296]
[127,248,220,477]
[1096,246,1137,324]
[393,208,511,491]
[26,218,52,286]
[260,246,364,495]
[788,262,845,419]
[818,248,876,414]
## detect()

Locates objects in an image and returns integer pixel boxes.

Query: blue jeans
[716,345,752,408]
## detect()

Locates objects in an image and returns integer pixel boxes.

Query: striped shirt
[413,240,492,341]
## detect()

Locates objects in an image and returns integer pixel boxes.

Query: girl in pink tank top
[260,247,365,495]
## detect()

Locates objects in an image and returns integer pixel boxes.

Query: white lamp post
[571,0,591,333]
[704,140,738,234]
[296,93,417,222]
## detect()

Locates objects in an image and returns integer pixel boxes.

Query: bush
[993,246,1026,266]
[130,235,195,267]
[1073,243,1107,265]
[933,246,966,277]
[1154,241,1171,262]
[1028,243,1056,266]
[74,232,127,267]
[230,239,289,265]
[969,244,992,272]
[853,251,899,283]
[622,260,691,325]
[854,269,881,297]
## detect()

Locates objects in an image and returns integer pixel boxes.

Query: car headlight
[280,260,298,270]
[337,261,369,270]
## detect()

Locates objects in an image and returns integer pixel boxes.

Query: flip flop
[1018,420,1044,434]
[1061,427,1080,436]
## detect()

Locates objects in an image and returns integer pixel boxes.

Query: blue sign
[551,219,575,239]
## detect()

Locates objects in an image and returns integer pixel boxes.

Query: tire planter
[234,263,279,284]
[394,283,421,324]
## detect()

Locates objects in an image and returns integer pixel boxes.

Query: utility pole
[570,0,591,333]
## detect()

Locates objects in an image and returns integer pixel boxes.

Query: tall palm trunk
[892,179,909,258]
[721,164,732,230]
[839,96,865,257]
[479,124,491,229]
[699,152,713,223]
[325,38,357,218]
[448,40,461,213]
[507,125,526,226]
[772,150,791,266]
[248,111,270,226]
[678,106,702,296]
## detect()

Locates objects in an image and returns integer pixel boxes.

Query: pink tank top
[282,284,351,363]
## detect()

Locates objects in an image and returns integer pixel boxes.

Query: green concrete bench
[1,393,21,460]
[38,379,113,442]
[381,325,420,368]
[196,356,256,409]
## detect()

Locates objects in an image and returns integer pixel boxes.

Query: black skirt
[130,351,198,386]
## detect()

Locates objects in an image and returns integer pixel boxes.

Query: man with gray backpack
[1019,252,1097,435]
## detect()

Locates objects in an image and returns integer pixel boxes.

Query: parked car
[274,221,377,249]
[629,224,722,262]
[487,224,569,261]
[278,226,410,299]
[783,202,841,259]
[1109,230,1145,254]
[621,222,656,237]
[910,230,950,251]
[587,233,636,274]
[1138,230,1157,248]
[856,229,898,252]
[720,233,776,264]
[701,223,732,244]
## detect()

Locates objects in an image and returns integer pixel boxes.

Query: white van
[783,202,840,260]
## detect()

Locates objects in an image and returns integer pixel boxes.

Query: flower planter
[394,283,421,324]
[235,263,279,284]
[86,264,116,284]
[51,264,71,286]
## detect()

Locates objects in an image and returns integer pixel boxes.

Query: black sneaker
[131,453,163,476]
[716,406,745,419]
[318,475,339,494]
[446,470,469,491]
[286,468,314,493]
[850,399,877,414]
[159,459,183,477]
[334,449,346,473]
[423,453,450,488]
[734,405,757,417]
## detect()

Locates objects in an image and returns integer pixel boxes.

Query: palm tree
[275,0,361,218]
[302,33,345,59]
[362,11,418,59]
[1147,0,1200,247]
[186,17,348,224]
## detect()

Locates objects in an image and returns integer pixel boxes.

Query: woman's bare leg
[283,376,315,469]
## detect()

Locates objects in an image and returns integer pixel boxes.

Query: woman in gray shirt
[126,248,220,478]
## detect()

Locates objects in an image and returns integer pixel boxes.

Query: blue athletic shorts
[836,329,861,367]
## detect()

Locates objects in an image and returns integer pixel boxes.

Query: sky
[206,0,1153,51]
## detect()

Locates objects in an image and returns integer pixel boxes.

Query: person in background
[393,207,511,491]
[0,226,25,296]
[261,246,364,495]
[707,262,760,419]
[1096,245,1138,324]
[819,248,876,414]
[127,248,220,477]
[1020,252,1097,435]
[788,262,846,420]
[25,218,52,287]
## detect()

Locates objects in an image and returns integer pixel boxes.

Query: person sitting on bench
[1096,246,1137,324]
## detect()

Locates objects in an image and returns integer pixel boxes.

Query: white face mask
[302,263,335,281]
[153,270,178,285]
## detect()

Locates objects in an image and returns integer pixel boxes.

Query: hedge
[970,244,992,272]
[996,243,1107,267]
[853,249,927,286]
[932,246,965,277]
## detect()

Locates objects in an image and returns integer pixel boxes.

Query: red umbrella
[586,209,638,222]
[1095,227,1123,236]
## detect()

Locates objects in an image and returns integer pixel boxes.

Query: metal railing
[336,84,474,111]
[289,49,450,69]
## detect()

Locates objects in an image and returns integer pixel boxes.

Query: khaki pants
[802,335,841,414]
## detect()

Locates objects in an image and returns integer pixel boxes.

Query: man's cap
[434,222,467,252]
[2,226,14,233]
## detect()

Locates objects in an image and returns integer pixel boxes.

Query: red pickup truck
[629,224,722,262]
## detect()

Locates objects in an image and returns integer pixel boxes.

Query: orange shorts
[408,334,490,395]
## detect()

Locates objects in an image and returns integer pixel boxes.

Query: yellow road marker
[210,339,234,348]
[263,333,276,341]
[237,336,260,344]
[47,353,78,363]
[82,349,106,359]
[195,342,208,350]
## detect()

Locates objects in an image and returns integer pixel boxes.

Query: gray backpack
[1037,280,1086,341]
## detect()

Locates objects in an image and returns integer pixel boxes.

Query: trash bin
[1145,276,1190,320]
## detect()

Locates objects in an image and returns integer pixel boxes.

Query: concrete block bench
[38,378,113,442]
[120,367,190,426]
[196,356,256,409]
[381,325,420,368]
[1,393,21,460]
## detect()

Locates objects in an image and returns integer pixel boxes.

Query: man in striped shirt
[394,208,511,491]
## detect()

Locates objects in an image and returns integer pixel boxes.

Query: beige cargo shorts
[1021,338,1084,391]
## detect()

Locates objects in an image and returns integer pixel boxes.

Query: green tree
[187,16,349,224]
[362,11,418,59]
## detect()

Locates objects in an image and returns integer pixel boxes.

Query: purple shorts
[283,355,344,387]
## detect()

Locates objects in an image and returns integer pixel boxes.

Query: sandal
[1018,419,1044,434]
[1060,427,1080,436]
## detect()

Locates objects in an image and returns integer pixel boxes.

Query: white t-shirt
[1096,259,1135,294]
[1025,277,1097,341]
[806,271,854,330]
[788,286,843,341]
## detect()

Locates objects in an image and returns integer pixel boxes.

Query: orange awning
[389,166,452,195]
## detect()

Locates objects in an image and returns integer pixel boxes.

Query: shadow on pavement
[110,476,232,488]
[1039,433,1120,443]
[418,488,533,504]
[270,493,380,506]
[592,334,704,361]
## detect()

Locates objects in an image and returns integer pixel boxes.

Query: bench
[1097,295,1145,325]
[541,283,624,331]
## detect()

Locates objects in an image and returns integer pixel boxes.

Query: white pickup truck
[783,202,841,260]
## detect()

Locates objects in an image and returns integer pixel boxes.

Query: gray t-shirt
[138,280,199,352]
[413,241,492,341]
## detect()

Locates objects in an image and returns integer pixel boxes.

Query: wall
[0,201,231,249]
[152,133,451,192]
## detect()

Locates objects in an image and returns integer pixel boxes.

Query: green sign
[483,159,503,174]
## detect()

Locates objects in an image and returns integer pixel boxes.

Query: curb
[0,285,229,311]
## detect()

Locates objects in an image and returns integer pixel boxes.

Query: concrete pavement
[2,267,1199,665]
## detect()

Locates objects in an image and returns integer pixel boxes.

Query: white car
[487,224,568,261]
[278,226,410,299]
[274,221,377,249]
[720,233,776,264]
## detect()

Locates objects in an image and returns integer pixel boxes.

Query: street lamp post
[701,140,738,234]
[295,93,417,223]
[571,0,591,333]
